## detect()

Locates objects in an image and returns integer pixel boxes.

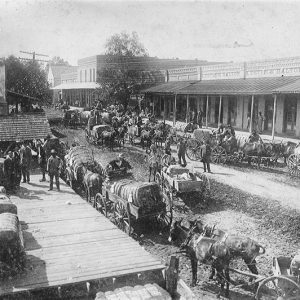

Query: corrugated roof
[51,82,100,90]
[0,113,51,142]
[143,81,196,94]
[273,79,300,94]
[143,76,300,95]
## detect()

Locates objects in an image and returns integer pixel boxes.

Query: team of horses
[168,218,266,298]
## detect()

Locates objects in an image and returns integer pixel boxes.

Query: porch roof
[273,79,300,94]
[51,82,100,90]
[143,76,300,96]
[143,81,196,94]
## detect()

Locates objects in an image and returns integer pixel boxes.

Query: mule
[189,219,265,276]
[169,220,231,298]
[82,166,102,207]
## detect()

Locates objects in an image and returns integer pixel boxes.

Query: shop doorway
[228,96,237,126]
[283,95,297,135]
[215,97,223,124]
[264,97,274,131]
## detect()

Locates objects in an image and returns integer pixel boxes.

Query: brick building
[51,55,219,108]
[144,56,300,138]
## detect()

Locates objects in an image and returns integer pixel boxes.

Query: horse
[189,220,266,276]
[169,220,231,298]
[240,142,265,167]
[145,150,164,182]
[116,126,127,148]
[100,130,117,151]
[82,166,103,207]
[140,129,153,150]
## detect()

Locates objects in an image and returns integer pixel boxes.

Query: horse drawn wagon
[85,124,112,145]
[186,129,278,167]
[95,179,172,235]
[156,165,210,202]
[64,146,103,203]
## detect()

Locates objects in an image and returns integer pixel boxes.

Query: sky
[1,0,300,65]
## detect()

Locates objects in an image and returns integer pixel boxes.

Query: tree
[97,32,162,108]
[48,56,70,66]
[5,55,51,104]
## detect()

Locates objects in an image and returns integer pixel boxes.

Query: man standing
[177,137,187,167]
[3,151,15,193]
[197,109,203,128]
[37,141,47,182]
[200,140,212,173]
[13,145,21,188]
[20,141,32,183]
[47,149,62,191]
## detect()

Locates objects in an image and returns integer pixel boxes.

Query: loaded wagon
[64,146,104,203]
[156,165,210,202]
[85,124,112,145]
[95,179,172,235]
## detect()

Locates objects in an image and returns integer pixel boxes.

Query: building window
[80,70,82,82]
[90,69,92,82]
[93,69,96,82]
[85,70,87,82]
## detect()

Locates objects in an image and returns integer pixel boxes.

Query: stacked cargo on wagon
[64,145,103,189]
[0,187,25,276]
[95,178,173,235]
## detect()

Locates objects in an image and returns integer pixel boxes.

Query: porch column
[186,94,190,123]
[250,95,254,133]
[163,95,166,122]
[218,95,222,125]
[173,94,177,126]
[206,95,209,128]
[272,94,277,140]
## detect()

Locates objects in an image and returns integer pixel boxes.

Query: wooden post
[250,95,254,133]
[165,255,179,297]
[206,95,209,128]
[272,94,277,140]
[218,95,222,125]
[186,94,189,123]
[163,95,166,122]
[173,94,177,126]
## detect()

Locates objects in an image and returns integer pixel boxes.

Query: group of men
[2,135,63,193]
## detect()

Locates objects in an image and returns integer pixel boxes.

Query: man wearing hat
[47,149,62,191]
[107,153,132,175]
[37,141,47,182]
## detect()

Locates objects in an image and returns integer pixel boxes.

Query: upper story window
[80,70,82,82]
[90,69,92,82]
[85,70,87,82]
[93,69,96,82]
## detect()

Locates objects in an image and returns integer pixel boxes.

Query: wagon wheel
[287,154,300,177]
[161,154,171,167]
[95,193,107,217]
[256,275,300,300]
[211,145,227,164]
[156,185,173,229]
[196,172,211,201]
[186,139,199,161]
[113,201,132,236]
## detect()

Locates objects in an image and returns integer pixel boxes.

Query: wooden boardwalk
[0,174,164,297]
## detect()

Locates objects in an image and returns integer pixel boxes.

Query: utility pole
[19,51,49,63]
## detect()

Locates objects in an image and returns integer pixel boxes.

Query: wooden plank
[8,261,163,289]
[1,265,164,295]
[0,174,165,297]
[24,230,127,251]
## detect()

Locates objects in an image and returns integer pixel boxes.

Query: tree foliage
[97,32,161,107]
[5,55,51,103]
[48,56,70,66]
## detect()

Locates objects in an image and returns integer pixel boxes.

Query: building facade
[144,56,300,138]
[51,55,219,109]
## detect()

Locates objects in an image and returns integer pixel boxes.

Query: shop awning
[143,76,300,96]
[51,82,100,90]
[143,81,196,94]
[273,79,300,94]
